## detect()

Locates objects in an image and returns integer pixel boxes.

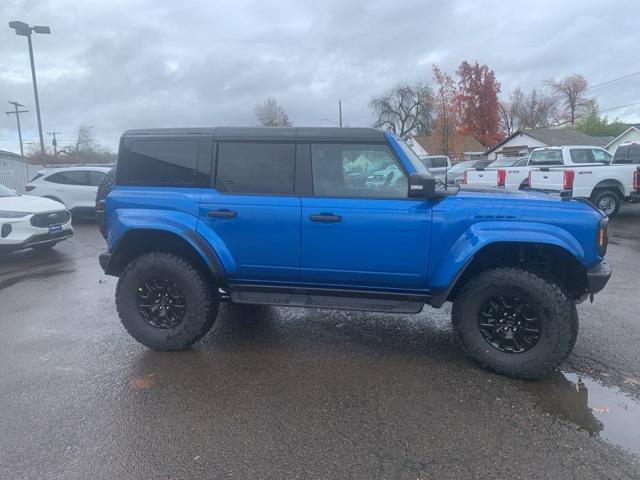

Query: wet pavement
[1,206,639,479]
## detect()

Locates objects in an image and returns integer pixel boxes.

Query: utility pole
[47,131,61,156]
[5,101,29,157]
[338,100,343,128]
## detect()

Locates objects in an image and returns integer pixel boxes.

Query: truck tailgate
[464,169,499,186]
[529,170,565,192]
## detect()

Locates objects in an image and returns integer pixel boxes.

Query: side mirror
[408,172,436,198]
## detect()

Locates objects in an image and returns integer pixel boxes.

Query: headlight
[0,211,30,218]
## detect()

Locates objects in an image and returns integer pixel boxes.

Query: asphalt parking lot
[1,206,639,479]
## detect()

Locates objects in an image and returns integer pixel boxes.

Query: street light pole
[8,21,51,166]
[26,34,46,163]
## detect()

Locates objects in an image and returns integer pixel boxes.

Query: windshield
[448,160,477,174]
[395,137,432,176]
[0,184,19,198]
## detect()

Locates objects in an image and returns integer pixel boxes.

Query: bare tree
[499,88,525,135]
[75,124,96,152]
[515,89,557,129]
[546,74,589,126]
[255,97,292,127]
[369,83,433,138]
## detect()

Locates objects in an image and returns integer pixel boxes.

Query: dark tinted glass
[613,145,629,163]
[45,170,89,185]
[88,171,106,187]
[122,139,198,185]
[628,145,640,164]
[215,142,295,195]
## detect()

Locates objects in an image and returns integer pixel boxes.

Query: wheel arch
[105,228,226,286]
[592,179,625,197]
[430,239,589,307]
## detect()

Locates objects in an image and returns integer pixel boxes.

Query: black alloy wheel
[136,278,187,329]
[478,295,542,354]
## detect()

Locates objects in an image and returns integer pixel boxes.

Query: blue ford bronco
[99,127,611,379]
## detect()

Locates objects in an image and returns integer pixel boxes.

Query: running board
[229,285,427,314]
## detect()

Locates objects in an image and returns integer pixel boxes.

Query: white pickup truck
[464,146,612,190]
[529,142,640,217]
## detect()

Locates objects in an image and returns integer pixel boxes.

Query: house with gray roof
[485,128,609,160]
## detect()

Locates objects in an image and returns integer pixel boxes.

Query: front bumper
[586,261,612,294]
[0,229,73,253]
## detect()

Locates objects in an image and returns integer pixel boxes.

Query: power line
[586,71,640,91]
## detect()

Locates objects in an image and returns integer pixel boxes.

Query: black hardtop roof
[122,127,387,142]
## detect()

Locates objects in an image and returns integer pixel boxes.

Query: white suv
[25,166,112,215]
[0,183,73,253]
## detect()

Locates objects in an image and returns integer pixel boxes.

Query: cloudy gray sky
[1,0,639,153]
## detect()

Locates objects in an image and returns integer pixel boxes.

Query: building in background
[605,125,640,153]
[485,128,609,160]
[412,134,485,162]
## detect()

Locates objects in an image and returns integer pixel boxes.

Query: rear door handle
[309,213,341,223]
[208,209,237,219]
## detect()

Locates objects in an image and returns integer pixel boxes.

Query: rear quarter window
[529,150,563,166]
[117,138,205,186]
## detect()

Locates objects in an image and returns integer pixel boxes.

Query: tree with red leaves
[455,61,503,147]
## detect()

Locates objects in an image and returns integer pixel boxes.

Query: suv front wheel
[116,252,219,350]
[452,267,578,379]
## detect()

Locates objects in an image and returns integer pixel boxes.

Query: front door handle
[208,209,237,219]
[309,213,341,223]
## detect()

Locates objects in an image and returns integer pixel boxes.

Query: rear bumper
[586,262,612,294]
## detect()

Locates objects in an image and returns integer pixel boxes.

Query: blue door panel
[199,190,301,282]
[300,198,431,290]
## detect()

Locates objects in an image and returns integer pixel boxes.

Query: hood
[0,194,66,214]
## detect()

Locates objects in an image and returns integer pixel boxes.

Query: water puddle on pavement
[529,371,640,455]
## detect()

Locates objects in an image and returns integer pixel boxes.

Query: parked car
[25,166,112,216]
[100,127,611,379]
[0,183,72,253]
[528,142,639,217]
[441,159,493,185]
[364,163,404,188]
[418,155,451,175]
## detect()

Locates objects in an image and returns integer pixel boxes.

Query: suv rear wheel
[452,267,578,379]
[116,252,219,350]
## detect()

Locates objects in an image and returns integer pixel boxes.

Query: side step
[229,286,426,314]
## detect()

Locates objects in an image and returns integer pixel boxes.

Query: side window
[88,171,106,187]
[45,171,89,186]
[515,158,528,166]
[311,144,407,198]
[591,149,611,164]
[569,149,595,164]
[215,142,295,195]
[120,139,198,186]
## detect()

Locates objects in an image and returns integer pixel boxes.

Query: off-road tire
[591,188,620,218]
[116,252,219,350]
[452,267,578,379]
